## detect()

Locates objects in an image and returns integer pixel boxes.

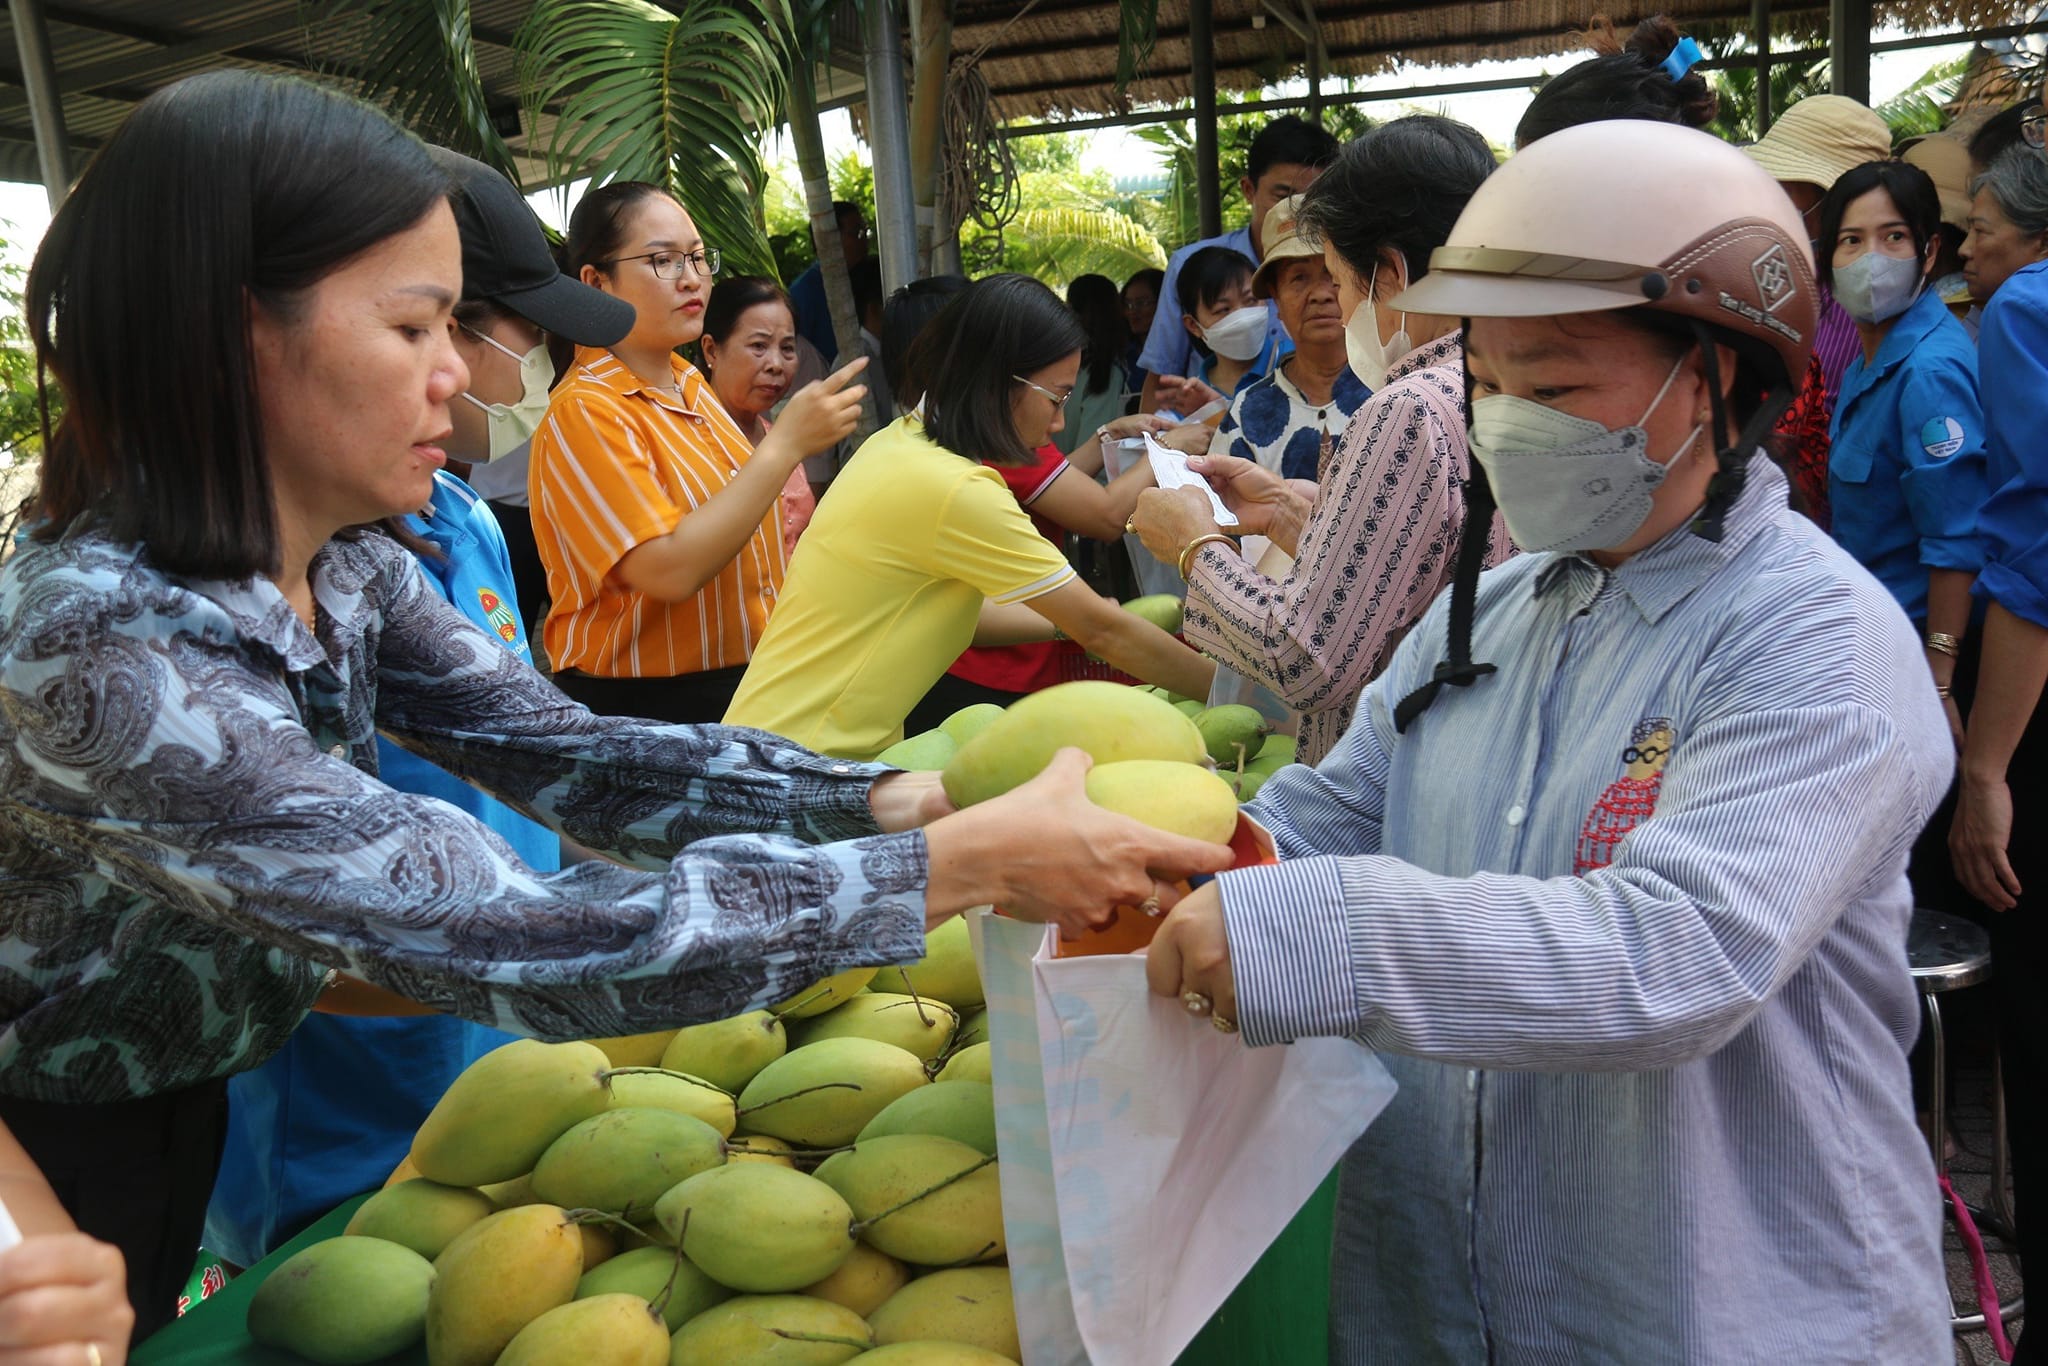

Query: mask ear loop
[1393,320,1498,734]
[1687,322,1795,542]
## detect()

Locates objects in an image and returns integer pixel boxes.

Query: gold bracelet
[1177,532,1237,581]
[1926,631,1961,659]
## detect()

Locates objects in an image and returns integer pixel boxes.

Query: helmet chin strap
[1686,321,1794,543]
[1393,322,1497,734]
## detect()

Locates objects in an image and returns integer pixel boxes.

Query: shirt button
[1505,804,1526,826]
[831,764,851,774]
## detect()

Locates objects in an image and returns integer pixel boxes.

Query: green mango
[603,1069,739,1138]
[667,1295,872,1365]
[658,1011,786,1094]
[790,994,959,1063]
[1173,698,1205,716]
[856,1081,998,1155]
[847,1347,1018,1366]
[938,703,1007,746]
[497,1294,669,1366]
[246,1236,434,1365]
[1193,704,1269,766]
[775,968,879,1020]
[934,1043,991,1085]
[738,1037,929,1147]
[940,681,1206,808]
[875,730,957,771]
[953,1008,989,1049]
[575,1245,731,1331]
[867,916,983,1010]
[653,1165,856,1294]
[344,1179,494,1261]
[410,1039,612,1187]
[1084,759,1239,843]
[531,1107,727,1215]
[865,1268,1019,1356]
[1121,593,1184,633]
[816,1135,1002,1267]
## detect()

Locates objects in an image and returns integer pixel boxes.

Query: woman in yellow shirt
[726,274,1216,759]
[529,181,866,722]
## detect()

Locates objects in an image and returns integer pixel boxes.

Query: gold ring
[1125,518,1137,535]
[1138,894,1162,916]
[86,1345,103,1366]
[1182,990,1213,1016]
[1212,1015,1239,1034]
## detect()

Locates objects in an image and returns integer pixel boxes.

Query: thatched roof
[954,0,2030,120]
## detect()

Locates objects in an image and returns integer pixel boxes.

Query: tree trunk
[786,64,881,438]
[907,0,952,277]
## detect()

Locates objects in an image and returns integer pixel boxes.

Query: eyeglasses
[1012,375,1073,410]
[604,247,721,280]
[2023,111,2047,149]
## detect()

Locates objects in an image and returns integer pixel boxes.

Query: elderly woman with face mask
[1145,121,1955,1366]
[1129,116,1510,766]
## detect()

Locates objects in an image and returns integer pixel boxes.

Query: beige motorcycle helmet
[1386,119,1818,731]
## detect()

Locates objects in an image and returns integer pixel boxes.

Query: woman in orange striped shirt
[529,181,867,722]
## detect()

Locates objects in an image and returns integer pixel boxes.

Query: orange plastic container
[1047,812,1277,958]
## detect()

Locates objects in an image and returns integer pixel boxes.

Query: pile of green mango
[247,922,1019,1366]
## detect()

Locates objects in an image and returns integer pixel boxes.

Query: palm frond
[517,0,793,278]
[1001,205,1167,286]
[1877,55,1973,140]
[1115,0,1160,94]
[311,0,518,182]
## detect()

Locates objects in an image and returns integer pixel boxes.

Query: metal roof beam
[0,14,306,96]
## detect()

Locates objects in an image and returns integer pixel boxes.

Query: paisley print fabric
[0,525,927,1103]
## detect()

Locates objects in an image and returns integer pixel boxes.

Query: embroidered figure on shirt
[478,587,519,644]
[1575,716,1674,875]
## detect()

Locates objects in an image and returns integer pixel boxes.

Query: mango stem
[738,1081,863,1115]
[851,1153,999,1231]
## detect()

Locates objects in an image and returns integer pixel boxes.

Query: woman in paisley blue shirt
[0,72,1231,1335]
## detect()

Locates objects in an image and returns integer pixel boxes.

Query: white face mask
[1832,251,1924,324]
[1345,257,1412,389]
[1201,304,1269,363]
[1468,353,1703,554]
[457,327,553,462]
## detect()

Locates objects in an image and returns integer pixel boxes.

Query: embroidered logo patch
[1921,416,1966,460]
[1574,716,1674,875]
[478,587,519,644]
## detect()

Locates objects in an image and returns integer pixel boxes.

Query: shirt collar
[181,538,386,672]
[573,344,708,417]
[1533,457,1789,623]
[1385,328,1464,388]
[1864,286,1955,375]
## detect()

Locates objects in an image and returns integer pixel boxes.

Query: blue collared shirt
[1973,258,2048,628]
[1219,461,1952,1363]
[1826,285,1988,621]
[1136,225,1291,381]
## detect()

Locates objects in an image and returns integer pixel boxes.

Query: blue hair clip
[1661,35,1703,82]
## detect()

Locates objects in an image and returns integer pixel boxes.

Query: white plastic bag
[970,909,1395,1366]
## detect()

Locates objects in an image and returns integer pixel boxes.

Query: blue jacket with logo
[1973,259,2048,629]
[1825,284,1988,622]
[204,472,558,1266]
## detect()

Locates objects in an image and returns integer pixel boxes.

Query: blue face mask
[458,326,553,462]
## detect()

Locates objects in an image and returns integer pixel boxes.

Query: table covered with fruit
[137,682,1339,1366]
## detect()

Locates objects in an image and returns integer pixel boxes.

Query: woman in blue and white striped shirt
[1150,120,1953,1363]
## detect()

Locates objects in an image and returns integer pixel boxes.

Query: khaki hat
[1902,134,1974,230]
[1251,195,1319,297]
[1743,94,1892,190]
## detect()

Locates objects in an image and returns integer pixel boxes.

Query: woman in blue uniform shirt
[1817,159,1988,743]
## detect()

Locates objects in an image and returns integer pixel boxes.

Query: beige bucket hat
[1742,94,1892,190]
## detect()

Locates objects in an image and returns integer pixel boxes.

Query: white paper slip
[0,1193,20,1251]
[1142,433,1238,527]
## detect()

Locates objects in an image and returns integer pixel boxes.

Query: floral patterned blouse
[0,523,927,1103]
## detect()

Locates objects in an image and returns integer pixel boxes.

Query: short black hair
[1247,114,1340,185]
[565,180,671,277]
[1814,160,1942,289]
[1295,115,1496,287]
[1175,245,1255,319]
[834,200,865,228]
[909,273,1085,467]
[849,257,886,320]
[1122,267,1165,298]
[881,273,970,410]
[28,70,450,578]
[1516,15,1718,148]
[702,275,792,344]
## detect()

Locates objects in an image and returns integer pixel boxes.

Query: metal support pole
[10,0,72,209]
[1190,0,1221,239]
[864,0,918,296]
[1828,0,1870,106]
[1751,0,1772,135]
[1306,38,1323,120]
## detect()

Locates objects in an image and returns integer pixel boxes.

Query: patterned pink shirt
[1180,330,1513,765]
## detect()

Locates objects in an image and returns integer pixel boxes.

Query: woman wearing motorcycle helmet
[1146,120,1951,1363]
